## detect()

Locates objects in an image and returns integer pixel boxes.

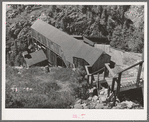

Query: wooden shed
[22,50,48,68]
[74,44,111,73]
[31,20,111,73]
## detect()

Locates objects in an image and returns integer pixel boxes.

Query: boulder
[132,103,140,108]
[100,95,107,103]
[70,105,74,108]
[116,103,121,107]
[112,107,117,109]
[89,88,94,93]
[103,103,107,106]
[98,97,103,103]
[83,105,89,109]
[75,99,82,104]
[112,106,121,109]
[82,103,89,109]
[95,103,104,109]
[107,102,114,108]
[100,90,105,95]
[96,100,100,103]
[74,104,82,109]
[125,101,134,109]
[81,103,87,108]
[103,106,109,109]
[88,96,92,101]
[104,89,108,95]
[119,101,134,109]
[92,95,98,102]
[89,102,97,109]
[120,102,127,109]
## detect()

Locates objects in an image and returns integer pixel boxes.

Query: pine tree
[110,25,123,48]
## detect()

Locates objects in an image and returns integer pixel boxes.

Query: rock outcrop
[73,87,143,109]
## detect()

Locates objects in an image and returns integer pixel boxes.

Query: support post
[116,73,122,97]
[111,78,116,92]
[103,66,106,80]
[91,75,93,87]
[55,54,57,67]
[87,75,89,84]
[108,85,110,97]
[31,37,33,43]
[88,75,92,87]
[97,73,100,89]
[136,62,143,87]
[142,87,144,99]
[113,91,116,106]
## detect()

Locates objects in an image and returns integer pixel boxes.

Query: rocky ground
[72,87,143,109]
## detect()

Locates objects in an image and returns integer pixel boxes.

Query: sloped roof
[74,44,103,66]
[31,20,105,66]
[95,44,123,65]
[23,50,47,67]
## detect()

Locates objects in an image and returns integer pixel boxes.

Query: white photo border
[2,1,148,120]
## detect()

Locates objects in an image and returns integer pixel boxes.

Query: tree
[15,52,24,66]
[110,25,123,48]
[51,5,57,12]
[82,5,88,14]
[18,41,28,52]
[97,5,103,17]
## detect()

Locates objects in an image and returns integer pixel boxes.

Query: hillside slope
[125,5,144,28]
[6,5,144,67]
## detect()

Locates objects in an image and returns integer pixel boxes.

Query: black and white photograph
[2,1,147,120]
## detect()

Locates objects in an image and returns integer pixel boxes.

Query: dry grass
[6,66,87,108]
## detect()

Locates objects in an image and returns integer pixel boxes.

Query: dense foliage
[6,4,144,67]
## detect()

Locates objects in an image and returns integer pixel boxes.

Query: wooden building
[22,50,48,68]
[30,20,111,73]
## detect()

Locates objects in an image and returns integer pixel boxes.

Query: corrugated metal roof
[23,50,47,66]
[31,20,104,66]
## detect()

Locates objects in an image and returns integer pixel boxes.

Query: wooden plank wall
[73,57,89,68]
[31,29,61,57]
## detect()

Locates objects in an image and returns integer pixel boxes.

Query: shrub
[52,67,73,81]
[6,66,89,108]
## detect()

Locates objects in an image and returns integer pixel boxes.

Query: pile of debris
[72,87,142,109]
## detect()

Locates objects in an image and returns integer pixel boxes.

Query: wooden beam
[113,91,116,106]
[85,65,91,75]
[103,66,107,80]
[55,54,58,67]
[87,75,89,84]
[91,67,105,75]
[142,87,144,99]
[105,63,117,78]
[117,61,144,74]
[88,75,92,87]
[116,73,122,97]
[136,62,143,87]
[91,75,93,87]
[97,73,100,89]
[111,78,116,92]
[120,85,142,92]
